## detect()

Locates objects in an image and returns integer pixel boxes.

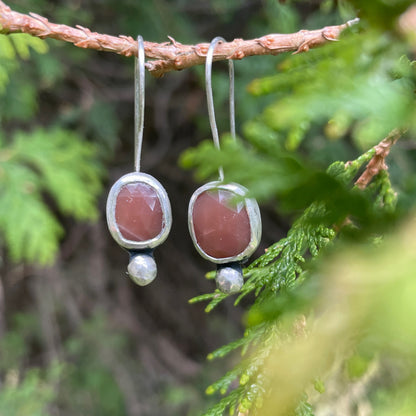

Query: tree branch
[354,129,403,190]
[0,1,358,77]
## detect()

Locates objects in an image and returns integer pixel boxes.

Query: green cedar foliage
[0,312,127,416]
[0,35,103,264]
[187,147,393,416]
[248,30,415,151]
[0,313,59,416]
[183,2,416,415]
[0,34,48,94]
[0,368,57,416]
[0,128,103,264]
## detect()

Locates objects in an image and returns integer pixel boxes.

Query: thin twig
[0,1,358,77]
[354,129,403,190]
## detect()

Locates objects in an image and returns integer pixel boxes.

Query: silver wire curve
[134,35,145,172]
[205,36,236,182]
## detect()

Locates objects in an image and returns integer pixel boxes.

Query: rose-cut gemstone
[192,189,251,258]
[115,182,163,241]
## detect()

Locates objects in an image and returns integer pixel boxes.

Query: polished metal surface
[107,172,172,250]
[216,265,244,294]
[188,181,261,264]
[134,35,145,173]
[127,253,157,286]
[205,36,235,182]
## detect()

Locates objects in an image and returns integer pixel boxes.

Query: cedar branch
[0,1,358,77]
[354,129,403,190]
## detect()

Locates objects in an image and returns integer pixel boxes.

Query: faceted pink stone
[115,182,163,241]
[192,189,251,258]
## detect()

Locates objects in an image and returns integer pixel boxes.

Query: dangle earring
[106,36,172,286]
[188,37,262,294]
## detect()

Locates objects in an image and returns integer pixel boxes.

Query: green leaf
[0,127,103,264]
[10,33,48,59]
[12,128,103,220]
[0,162,63,264]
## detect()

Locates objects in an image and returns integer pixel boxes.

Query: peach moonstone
[115,182,163,241]
[192,189,251,259]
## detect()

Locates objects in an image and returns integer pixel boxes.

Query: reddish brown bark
[0,1,358,77]
[355,130,402,190]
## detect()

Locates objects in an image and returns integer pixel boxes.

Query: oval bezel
[188,181,261,264]
[106,172,172,250]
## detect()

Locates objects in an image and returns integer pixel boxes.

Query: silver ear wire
[106,35,173,286]
[205,36,236,182]
[134,35,145,172]
[188,37,262,295]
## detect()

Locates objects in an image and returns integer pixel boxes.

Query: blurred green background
[0,0,415,415]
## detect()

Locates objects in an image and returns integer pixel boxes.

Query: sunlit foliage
[183,1,416,414]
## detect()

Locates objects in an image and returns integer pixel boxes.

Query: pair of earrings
[106,36,261,294]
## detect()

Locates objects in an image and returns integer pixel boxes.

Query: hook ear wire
[205,36,236,182]
[135,35,145,172]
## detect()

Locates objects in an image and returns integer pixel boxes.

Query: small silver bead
[216,267,244,294]
[127,254,157,286]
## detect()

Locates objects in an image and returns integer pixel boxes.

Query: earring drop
[106,36,172,286]
[188,37,262,294]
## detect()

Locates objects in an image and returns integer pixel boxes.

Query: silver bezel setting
[188,181,262,264]
[106,172,172,250]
